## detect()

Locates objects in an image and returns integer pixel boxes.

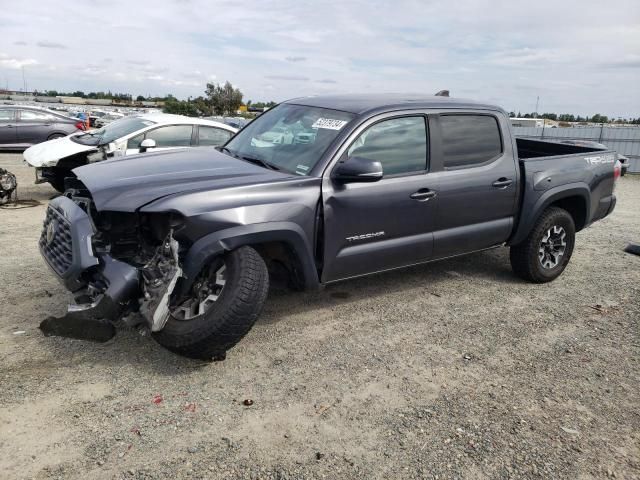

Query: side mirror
[332,156,383,183]
[139,138,156,153]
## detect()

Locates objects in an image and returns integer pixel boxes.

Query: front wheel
[153,245,269,360]
[510,207,576,283]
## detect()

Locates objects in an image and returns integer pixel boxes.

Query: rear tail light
[614,160,622,182]
[75,121,86,131]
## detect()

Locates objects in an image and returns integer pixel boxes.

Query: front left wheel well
[251,241,307,290]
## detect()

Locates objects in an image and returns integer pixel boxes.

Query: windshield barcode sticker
[312,118,348,130]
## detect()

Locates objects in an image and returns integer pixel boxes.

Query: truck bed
[516,137,604,159]
[510,137,617,246]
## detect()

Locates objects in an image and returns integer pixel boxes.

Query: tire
[510,207,576,283]
[153,246,269,360]
[47,133,66,141]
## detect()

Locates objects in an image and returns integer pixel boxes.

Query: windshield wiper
[219,147,280,171]
[219,146,236,157]
[240,155,281,171]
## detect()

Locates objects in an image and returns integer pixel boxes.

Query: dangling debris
[0,168,18,204]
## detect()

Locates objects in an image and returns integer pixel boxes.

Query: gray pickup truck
[39,94,620,359]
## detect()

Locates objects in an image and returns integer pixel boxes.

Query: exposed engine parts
[139,232,183,332]
[0,168,18,203]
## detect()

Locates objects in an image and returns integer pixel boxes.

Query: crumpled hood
[24,134,96,167]
[73,147,292,211]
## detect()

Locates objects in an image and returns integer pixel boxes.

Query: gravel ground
[0,152,638,480]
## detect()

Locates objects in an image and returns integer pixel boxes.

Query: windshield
[71,117,156,146]
[223,104,355,175]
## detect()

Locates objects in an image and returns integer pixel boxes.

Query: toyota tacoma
[38,94,620,359]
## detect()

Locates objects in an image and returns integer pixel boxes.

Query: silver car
[0,105,85,150]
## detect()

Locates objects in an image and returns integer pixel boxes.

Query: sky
[0,0,639,118]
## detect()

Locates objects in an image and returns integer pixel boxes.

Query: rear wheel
[510,207,576,283]
[47,133,66,141]
[153,246,269,360]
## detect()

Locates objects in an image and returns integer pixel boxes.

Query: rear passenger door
[0,108,17,146]
[430,113,518,258]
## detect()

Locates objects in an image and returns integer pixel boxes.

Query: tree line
[509,112,640,125]
[162,82,277,117]
[30,83,276,116]
[36,90,135,101]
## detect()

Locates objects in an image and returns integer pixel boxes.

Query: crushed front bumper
[39,196,140,326]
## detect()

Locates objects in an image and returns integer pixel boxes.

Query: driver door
[321,114,438,282]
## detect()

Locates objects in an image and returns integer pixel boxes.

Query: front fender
[176,221,320,297]
[509,183,590,246]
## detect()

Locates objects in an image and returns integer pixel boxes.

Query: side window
[19,110,52,122]
[347,117,427,176]
[145,125,193,147]
[440,115,503,169]
[0,109,15,122]
[127,133,144,149]
[198,126,233,146]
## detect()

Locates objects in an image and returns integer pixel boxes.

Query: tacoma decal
[346,231,385,242]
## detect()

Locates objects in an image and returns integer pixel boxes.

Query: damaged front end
[39,183,187,342]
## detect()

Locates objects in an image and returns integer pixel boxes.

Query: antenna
[435,90,450,97]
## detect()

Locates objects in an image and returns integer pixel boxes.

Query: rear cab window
[440,114,503,169]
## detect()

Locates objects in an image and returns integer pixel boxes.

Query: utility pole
[22,66,26,93]
[535,96,539,117]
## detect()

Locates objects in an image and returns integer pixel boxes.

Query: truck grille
[40,206,73,275]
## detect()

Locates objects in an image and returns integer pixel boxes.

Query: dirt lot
[0,152,638,480]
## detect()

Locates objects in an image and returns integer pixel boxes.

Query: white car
[23,113,237,191]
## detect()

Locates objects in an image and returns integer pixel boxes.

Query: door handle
[492,178,513,188]
[410,189,437,201]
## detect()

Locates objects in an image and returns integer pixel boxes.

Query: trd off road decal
[584,154,615,165]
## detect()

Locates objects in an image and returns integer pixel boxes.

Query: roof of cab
[284,93,503,115]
